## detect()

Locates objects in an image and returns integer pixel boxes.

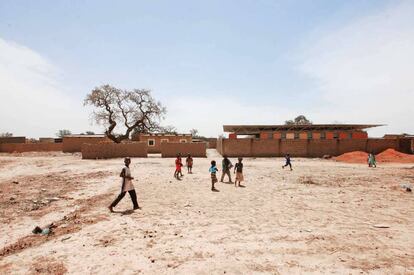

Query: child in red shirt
[174,154,184,180]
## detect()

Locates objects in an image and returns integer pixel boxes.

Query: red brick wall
[280,140,308,156]
[161,142,206,157]
[312,133,321,139]
[221,139,252,157]
[219,138,404,157]
[339,132,349,139]
[62,136,109,153]
[251,139,280,157]
[326,132,335,139]
[81,142,147,159]
[133,134,192,153]
[0,137,26,144]
[229,133,237,139]
[352,131,368,139]
[366,138,399,154]
[299,132,308,139]
[0,143,62,153]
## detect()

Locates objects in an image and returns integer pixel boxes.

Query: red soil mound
[335,149,414,163]
[376,148,414,163]
[334,151,368,163]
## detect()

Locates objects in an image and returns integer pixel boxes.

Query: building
[224,124,381,140]
[132,133,192,153]
[218,124,413,157]
[62,134,109,153]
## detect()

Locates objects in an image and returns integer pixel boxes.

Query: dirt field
[0,150,413,274]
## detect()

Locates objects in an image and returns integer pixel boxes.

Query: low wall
[81,142,148,159]
[161,142,207,158]
[0,143,63,153]
[219,138,402,157]
[63,136,109,153]
[0,137,26,144]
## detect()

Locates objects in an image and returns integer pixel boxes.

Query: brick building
[132,133,192,153]
[224,124,379,140]
[217,124,413,157]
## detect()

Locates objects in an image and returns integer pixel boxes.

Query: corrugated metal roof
[223,124,384,134]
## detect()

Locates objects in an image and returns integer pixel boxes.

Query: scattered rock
[373,224,390,228]
[12,181,19,184]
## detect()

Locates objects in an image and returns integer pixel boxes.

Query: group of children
[174,153,193,180]
[109,153,293,211]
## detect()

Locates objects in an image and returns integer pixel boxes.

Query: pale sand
[0,150,413,274]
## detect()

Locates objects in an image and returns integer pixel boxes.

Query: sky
[1,0,413,138]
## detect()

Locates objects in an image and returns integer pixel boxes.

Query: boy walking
[210,160,219,192]
[186,154,193,174]
[234,157,245,187]
[174,154,184,180]
[282,153,293,171]
[109,157,140,212]
[220,156,233,183]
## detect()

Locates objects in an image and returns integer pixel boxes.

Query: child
[234,157,245,187]
[282,153,292,171]
[109,157,140,212]
[368,153,376,168]
[220,156,233,183]
[209,160,219,192]
[186,154,193,174]
[174,154,184,180]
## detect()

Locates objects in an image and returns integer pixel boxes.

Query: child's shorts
[211,173,218,183]
[236,172,244,182]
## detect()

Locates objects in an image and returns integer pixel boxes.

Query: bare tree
[56,129,72,138]
[159,125,178,135]
[190,128,199,138]
[84,84,166,143]
[285,115,312,125]
[0,132,13,137]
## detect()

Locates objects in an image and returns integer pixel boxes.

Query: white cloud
[298,1,414,136]
[0,38,100,138]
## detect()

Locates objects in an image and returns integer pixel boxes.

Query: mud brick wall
[207,138,217,149]
[161,142,207,158]
[252,139,280,157]
[0,137,26,144]
[279,140,308,157]
[81,142,147,159]
[337,139,367,155]
[63,136,109,153]
[219,138,406,157]
[0,143,63,153]
[398,138,414,154]
[366,138,399,154]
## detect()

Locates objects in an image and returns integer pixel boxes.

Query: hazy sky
[1,0,413,138]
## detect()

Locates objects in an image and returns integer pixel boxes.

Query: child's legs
[110,191,126,207]
[128,190,139,208]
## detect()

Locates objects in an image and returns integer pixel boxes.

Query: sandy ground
[0,149,413,274]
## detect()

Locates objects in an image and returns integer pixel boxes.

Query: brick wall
[0,137,26,144]
[0,143,63,153]
[81,142,147,159]
[219,138,404,157]
[280,140,308,157]
[161,142,207,158]
[62,136,109,153]
[366,138,399,154]
[207,138,217,149]
[133,134,192,153]
[252,139,280,157]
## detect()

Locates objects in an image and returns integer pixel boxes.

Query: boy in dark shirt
[234,157,245,187]
[282,153,292,171]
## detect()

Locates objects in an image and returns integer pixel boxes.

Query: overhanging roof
[223,124,384,135]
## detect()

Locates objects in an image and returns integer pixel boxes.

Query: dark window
[294,132,300,139]
[333,132,339,139]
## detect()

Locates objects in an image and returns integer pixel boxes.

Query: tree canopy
[56,129,72,138]
[285,115,312,125]
[84,84,166,143]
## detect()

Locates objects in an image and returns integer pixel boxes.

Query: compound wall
[63,136,109,153]
[0,143,63,153]
[161,142,207,158]
[217,138,402,157]
[81,142,148,159]
[0,137,26,144]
